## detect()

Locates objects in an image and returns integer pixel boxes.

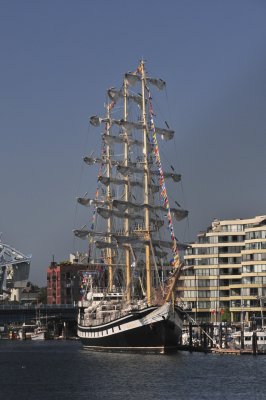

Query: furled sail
[90,116,110,127]
[83,156,99,165]
[151,219,164,228]
[83,156,118,166]
[112,199,187,221]
[98,176,160,193]
[90,116,143,132]
[95,241,117,250]
[77,197,110,207]
[117,165,143,176]
[147,77,166,90]
[155,127,174,141]
[94,240,167,256]
[125,72,166,90]
[103,134,153,151]
[102,133,125,145]
[112,199,143,212]
[163,172,181,182]
[129,138,153,150]
[73,229,91,239]
[171,209,189,221]
[73,229,111,239]
[112,199,163,213]
[118,119,144,132]
[98,176,124,186]
[91,115,172,142]
[113,234,187,251]
[97,207,143,221]
[107,87,142,105]
[77,196,187,222]
[90,116,124,127]
[117,165,181,183]
[114,235,145,245]
[77,197,188,221]
[119,119,173,140]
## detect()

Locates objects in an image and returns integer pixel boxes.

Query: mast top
[139,59,145,75]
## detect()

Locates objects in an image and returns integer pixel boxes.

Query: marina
[179,322,266,355]
[1,304,266,356]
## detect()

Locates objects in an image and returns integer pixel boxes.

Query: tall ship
[75,61,188,353]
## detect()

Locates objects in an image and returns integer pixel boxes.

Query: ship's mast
[140,60,152,305]
[123,77,131,301]
[106,103,113,291]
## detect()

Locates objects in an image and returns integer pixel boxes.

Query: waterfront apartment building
[178,215,266,324]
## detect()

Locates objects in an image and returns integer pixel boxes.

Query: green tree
[221,308,231,323]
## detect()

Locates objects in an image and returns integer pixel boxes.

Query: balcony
[220,291,230,297]
[219,271,242,277]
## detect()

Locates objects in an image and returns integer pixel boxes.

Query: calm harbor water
[0,340,265,400]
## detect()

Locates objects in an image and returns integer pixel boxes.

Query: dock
[179,321,266,355]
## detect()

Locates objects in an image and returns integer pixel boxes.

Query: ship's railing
[79,302,146,326]
[0,304,77,310]
[79,312,124,326]
[81,287,123,294]
[78,301,90,308]
[94,287,123,294]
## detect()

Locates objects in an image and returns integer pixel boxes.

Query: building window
[250,288,258,296]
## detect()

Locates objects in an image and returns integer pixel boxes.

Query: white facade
[179,216,266,324]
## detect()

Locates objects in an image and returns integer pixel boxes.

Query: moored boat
[31,325,48,341]
[19,321,48,340]
[231,329,266,352]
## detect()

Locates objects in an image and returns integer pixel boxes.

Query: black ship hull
[78,303,183,354]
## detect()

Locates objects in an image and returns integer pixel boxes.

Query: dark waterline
[0,340,265,400]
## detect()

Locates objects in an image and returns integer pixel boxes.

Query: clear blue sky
[0,0,265,285]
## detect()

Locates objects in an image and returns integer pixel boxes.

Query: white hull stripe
[78,306,157,331]
[78,303,183,339]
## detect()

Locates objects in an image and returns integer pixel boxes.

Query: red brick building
[47,261,88,305]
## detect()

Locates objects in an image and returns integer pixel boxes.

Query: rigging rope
[147,89,181,268]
